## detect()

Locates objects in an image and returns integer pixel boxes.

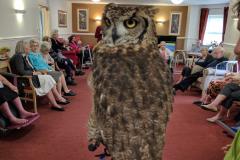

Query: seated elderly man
[173,47,228,93]
[176,47,214,84]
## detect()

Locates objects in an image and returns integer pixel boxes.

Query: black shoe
[56,100,70,105]
[64,90,76,96]
[173,84,185,92]
[193,100,202,107]
[75,70,85,76]
[51,106,65,111]
[193,100,202,104]
[62,96,69,101]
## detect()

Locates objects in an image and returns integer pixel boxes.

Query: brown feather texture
[88,3,173,160]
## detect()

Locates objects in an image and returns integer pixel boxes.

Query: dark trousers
[181,66,192,77]
[219,83,240,109]
[174,71,203,91]
[77,52,83,68]
[57,58,76,77]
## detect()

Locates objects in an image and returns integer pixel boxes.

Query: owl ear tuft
[105,3,118,10]
[138,6,158,18]
[146,7,159,17]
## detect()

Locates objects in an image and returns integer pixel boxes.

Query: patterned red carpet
[0,71,232,160]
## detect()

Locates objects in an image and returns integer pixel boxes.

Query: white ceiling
[68,0,230,5]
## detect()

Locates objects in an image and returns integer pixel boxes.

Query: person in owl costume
[88,3,173,160]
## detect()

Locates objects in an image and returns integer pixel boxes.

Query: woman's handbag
[32,75,41,88]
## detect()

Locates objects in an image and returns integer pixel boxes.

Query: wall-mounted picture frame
[77,9,89,32]
[169,12,182,35]
[58,10,67,28]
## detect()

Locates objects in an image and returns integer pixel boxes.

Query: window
[203,15,223,45]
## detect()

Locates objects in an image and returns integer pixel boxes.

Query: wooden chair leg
[33,92,37,113]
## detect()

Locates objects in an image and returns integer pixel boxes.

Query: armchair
[0,72,39,134]
[0,59,38,113]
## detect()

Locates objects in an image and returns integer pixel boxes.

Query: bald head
[213,47,225,59]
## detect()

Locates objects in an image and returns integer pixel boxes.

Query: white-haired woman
[10,40,69,111]
[28,39,76,97]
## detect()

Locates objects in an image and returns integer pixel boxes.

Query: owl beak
[112,27,120,44]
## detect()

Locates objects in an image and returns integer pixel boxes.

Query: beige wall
[72,3,188,49]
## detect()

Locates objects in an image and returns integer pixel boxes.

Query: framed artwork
[77,9,89,32]
[169,12,182,35]
[58,10,67,27]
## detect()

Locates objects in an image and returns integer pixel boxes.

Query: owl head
[101,3,157,47]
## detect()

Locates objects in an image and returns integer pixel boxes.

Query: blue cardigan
[28,52,52,71]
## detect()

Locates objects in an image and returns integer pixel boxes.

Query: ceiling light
[92,0,100,2]
[171,0,184,4]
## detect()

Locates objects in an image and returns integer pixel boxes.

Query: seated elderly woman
[173,47,228,93]
[42,36,82,85]
[68,35,87,71]
[10,40,69,111]
[0,74,38,125]
[202,73,240,122]
[28,39,76,97]
[51,30,67,53]
[158,41,173,65]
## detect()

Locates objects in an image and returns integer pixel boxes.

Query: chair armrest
[36,70,48,75]
[0,72,18,78]
[14,75,35,89]
[15,75,32,79]
[0,72,18,85]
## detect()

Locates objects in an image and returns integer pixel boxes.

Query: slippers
[201,104,218,112]
[7,115,40,130]
[193,101,210,107]
[206,117,223,123]
[193,100,202,107]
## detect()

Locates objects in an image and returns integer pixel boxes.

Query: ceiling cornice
[68,0,229,6]
[69,0,189,6]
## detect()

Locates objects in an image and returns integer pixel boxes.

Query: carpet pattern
[0,72,232,160]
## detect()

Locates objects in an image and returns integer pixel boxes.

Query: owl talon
[88,139,100,151]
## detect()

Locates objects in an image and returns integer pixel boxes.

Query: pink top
[69,42,81,53]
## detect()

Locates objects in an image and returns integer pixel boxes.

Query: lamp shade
[170,0,184,4]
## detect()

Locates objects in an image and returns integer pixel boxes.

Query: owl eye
[104,18,111,27]
[124,19,138,29]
